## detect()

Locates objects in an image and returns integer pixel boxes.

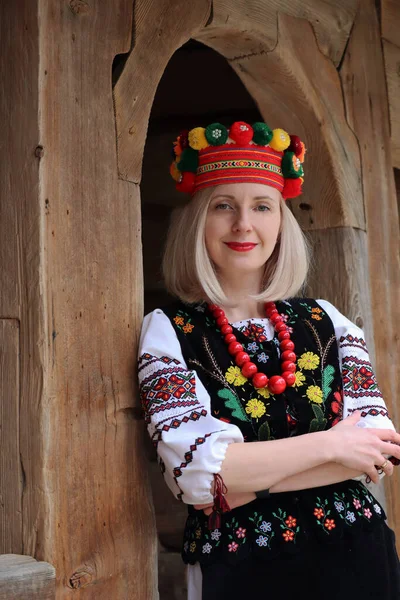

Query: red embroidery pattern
[342,356,383,400]
[339,334,368,354]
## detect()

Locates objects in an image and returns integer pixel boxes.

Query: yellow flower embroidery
[311,314,322,321]
[225,366,248,386]
[245,399,266,419]
[195,528,201,539]
[294,371,306,387]
[311,307,323,314]
[174,316,184,325]
[306,385,323,404]
[297,352,320,370]
[257,387,271,399]
[182,323,194,334]
[190,542,196,553]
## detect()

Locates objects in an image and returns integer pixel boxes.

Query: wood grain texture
[37,0,158,594]
[196,13,364,232]
[0,555,55,600]
[381,0,400,167]
[0,321,22,553]
[204,0,359,66]
[382,39,400,168]
[340,0,400,541]
[114,0,211,182]
[0,0,45,565]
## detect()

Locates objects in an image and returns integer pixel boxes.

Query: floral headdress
[169,121,306,199]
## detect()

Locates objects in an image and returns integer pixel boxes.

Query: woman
[138,121,400,599]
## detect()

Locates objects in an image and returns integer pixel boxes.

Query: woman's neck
[216,275,267,322]
[222,300,267,323]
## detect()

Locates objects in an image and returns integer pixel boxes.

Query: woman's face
[205,182,282,279]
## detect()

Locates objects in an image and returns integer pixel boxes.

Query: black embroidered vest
[161,298,386,565]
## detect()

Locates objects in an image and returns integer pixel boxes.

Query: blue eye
[256,205,271,211]
[215,203,232,210]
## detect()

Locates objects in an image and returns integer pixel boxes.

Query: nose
[232,208,253,233]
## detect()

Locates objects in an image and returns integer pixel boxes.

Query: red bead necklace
[208,301,297,395]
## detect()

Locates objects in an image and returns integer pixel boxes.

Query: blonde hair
[162,186,311,306]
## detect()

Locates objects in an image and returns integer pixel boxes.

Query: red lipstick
[224,242,258,252]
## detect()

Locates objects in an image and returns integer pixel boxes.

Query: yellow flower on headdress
[245,399,266,419]
[188,127,209,151]
[306,385,323,404]
[297,352,320,370]
[269,128,290,151]
[298,141,306,163]
[225,365,248,386]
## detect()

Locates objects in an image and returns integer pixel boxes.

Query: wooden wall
[1,0,399,598]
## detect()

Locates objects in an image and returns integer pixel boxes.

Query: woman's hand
[329,411,400,483]
[194,491,256,516]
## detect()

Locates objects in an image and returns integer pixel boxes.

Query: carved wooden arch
[114,0,362,232]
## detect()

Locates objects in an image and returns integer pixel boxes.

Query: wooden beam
[114,0,211,182]
[340,0,400,541]
[0,555,55,600]
[196,13,365,232]
[204,0,359,66]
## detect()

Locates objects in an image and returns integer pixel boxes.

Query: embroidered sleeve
[138,308,244,505]
[316,299,396,482]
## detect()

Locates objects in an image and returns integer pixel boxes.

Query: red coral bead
[221,324,233,335]
[224,333,237,344]
[241,362,258,378]
[270,313,283,325]
[265,301,276,310]
[278,331,290,341]
[236,351,251,366]
[281,350,296,362]
[228,341,243,355]
[268,375,287,395]
[280,340,295,351]
[267,307,278,317]
[208,304,218,311]
[281,361,296,373]
[216,316,229,327]
[282,371,296,386]
[275,322,287,333]
[253,372,268,388]
[213,309,225,319]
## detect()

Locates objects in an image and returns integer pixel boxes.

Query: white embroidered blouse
[138,299,395,505]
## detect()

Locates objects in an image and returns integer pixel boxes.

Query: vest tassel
[207,473,230,530]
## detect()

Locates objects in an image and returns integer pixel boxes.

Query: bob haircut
[162,185,311,307]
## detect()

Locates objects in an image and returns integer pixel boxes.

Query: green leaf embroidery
[258,420,271,441]
[322,365,335,401]
[217,388,250,422]
[309,404,327,432]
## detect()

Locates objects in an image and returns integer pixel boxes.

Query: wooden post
[0,1,158,597]
[340,0,400,539]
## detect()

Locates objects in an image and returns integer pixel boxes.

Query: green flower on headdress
[177,147,199,173]
[252,122,273,145]
[205,123,228,146]
[281,151,304,178]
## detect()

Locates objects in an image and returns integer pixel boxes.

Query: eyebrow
[211,194,276,201]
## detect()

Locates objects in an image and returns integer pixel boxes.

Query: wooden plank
[382,40,400,168]
[381,0,400,47]
[203,0,359,65]
[114,0,211,182]
[340,0,400,542]
[37,0,158,590]
[197,13,365,232]
[0,321,22,554]
[0,0,44,567]
[0,555,55,600]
